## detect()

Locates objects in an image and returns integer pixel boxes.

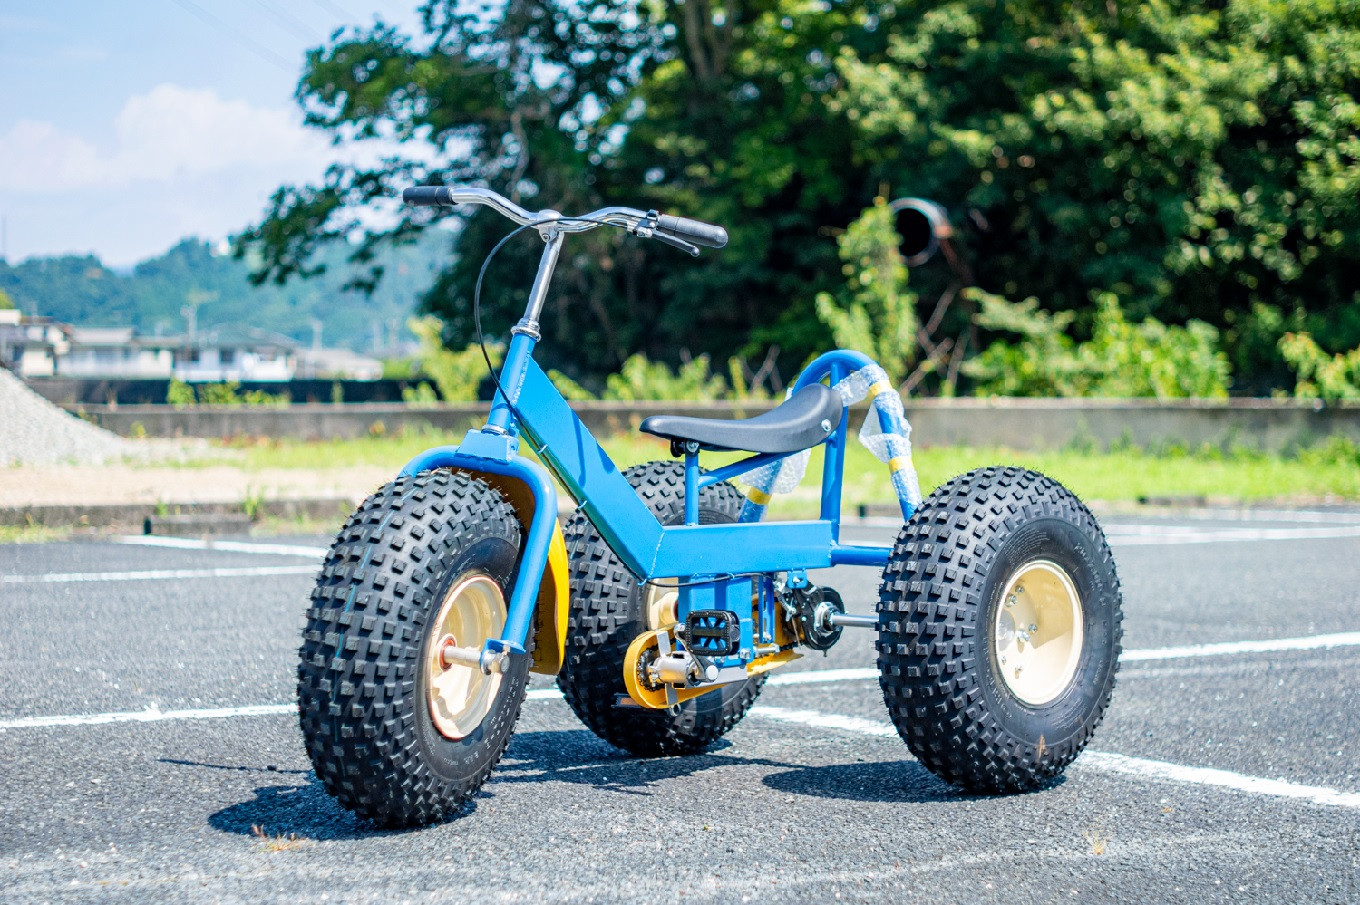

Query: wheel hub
[991,560,1084,706]
[425,573,506,740]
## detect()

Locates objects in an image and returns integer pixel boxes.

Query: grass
[183,427,1360,516]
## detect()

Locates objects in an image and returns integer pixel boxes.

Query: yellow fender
[470,470,570,676]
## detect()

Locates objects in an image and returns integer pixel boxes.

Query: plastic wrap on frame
[737,364,923,521]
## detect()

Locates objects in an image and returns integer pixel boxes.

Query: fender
[475,470,570,676]
[400,441,570,676]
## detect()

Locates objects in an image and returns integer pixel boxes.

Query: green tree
[239,1,893,384]
[814,198,917,385]
[834,0,1360,385]
[0,288,14,310]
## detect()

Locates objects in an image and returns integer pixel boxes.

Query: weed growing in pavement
[1085,830,1108,856]
[250,825,308,853]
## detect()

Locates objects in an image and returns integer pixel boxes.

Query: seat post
[681,442,701,525]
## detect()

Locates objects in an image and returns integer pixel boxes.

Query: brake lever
[632,210,700,257]
[650,230,701,257]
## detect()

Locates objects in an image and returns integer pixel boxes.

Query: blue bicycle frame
[399,211,903,671]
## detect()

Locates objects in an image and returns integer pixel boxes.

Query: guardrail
[64,397,1360,453]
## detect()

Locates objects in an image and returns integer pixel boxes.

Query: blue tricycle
[298,186,1124,827]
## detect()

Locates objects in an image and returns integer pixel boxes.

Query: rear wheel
[558,460,765,757]
[877,466,1123,793]
[298,470,529,827]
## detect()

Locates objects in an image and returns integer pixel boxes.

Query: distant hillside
[0,232,452,353]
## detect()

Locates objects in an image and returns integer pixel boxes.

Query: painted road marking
[0,702,296,729]
[1106,524,1360,545]
[8,697,1353,812]
[747,705,1360,811]
[2,565,319,584]
[113,536,329,558]
[1121,631,1360,661]
[9,627,1355,726]
[1079,751,1360,810]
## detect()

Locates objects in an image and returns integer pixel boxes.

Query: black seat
[639,384,844,454]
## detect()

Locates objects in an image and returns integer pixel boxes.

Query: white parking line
[114,536,329,557]
[1121,631,1360,661]
[1106,524,1360,545]
[0,702,295,729]
[10,626,1355,725]
[1079,752,1360,810]
[2,565,318,584]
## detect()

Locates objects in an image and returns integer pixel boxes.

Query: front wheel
[298,471,529,827]
[877,466,1123,794]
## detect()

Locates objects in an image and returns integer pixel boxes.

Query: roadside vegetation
[190,428,1360,515]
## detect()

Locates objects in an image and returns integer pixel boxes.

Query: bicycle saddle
[639,383,844,454]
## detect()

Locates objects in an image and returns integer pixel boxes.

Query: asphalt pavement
[1,512,1358,903]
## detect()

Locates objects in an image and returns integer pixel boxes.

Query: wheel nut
[1029,624,1037,632]
[1006,595,1017,607]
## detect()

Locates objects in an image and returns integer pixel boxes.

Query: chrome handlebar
[403,186,648,235]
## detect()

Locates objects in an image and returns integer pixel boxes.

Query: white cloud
[0,84,329,192]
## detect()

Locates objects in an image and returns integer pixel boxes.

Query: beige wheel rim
[992,560,1085,706]
[425,573,506,740]
[644,582,679,630]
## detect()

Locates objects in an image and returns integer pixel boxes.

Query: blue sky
[0,0,422,266]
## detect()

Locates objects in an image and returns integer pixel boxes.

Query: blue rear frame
[400,331,898,665]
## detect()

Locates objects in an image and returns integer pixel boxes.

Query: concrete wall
[67,397,1360,452]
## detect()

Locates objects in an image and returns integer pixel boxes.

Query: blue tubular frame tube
[829,543,892,567]
[683,452,700,525]
[698,450,788,489]
[398,449,559,655]
[486,332,538,434]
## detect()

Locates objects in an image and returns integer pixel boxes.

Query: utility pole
[181,289,216,340]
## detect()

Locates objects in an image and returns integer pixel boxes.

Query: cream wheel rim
[425,573,506,740]
[992,560,1085,706]
[643,582,679,630]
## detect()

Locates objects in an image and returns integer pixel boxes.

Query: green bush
[1280,333,1360,404]
[166,378,196,407]
[408,315,501,401]
[813,198,917,386]
[602,354,728,402]
[964,292,1229,398]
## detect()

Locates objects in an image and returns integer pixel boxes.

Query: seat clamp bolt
[820,419,832,432]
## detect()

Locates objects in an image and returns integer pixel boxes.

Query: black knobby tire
[877,466,1123,794]
[557,460,765,757]
[298,470,529,827]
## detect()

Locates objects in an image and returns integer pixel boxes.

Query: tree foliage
[242,0,1360,396]
[964,290,1228,398]
[814,197,917,384]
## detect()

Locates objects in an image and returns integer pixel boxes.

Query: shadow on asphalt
[762,760,1063,803]
[194,730,1027,840]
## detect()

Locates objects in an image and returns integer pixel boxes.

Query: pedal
[684,610,741,656]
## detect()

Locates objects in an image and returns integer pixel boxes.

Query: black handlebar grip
[402,186,455,206]
[655,213,728,249]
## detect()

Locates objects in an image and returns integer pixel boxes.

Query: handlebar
[401,185,726,251]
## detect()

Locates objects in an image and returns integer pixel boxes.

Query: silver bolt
[1029,623,1037,632]
[820,419,832,432]
[1000,655,1007,665]
[1015,667,1023,677]
[1005,595,1016,607]
[1015,586,1024,595]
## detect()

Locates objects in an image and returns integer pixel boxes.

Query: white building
[0,313,302,382]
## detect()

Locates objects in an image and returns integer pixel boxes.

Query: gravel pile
[0,367,135,466]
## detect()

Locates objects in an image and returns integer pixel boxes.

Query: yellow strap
[889,455,912,473]
[868,380,892,397]
[745,486,772,506]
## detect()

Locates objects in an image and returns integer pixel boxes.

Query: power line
[166,0,294,73]
[305,0,355,21]
[246,0,326,44]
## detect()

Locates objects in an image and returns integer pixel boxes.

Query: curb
[1,497,358,531]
